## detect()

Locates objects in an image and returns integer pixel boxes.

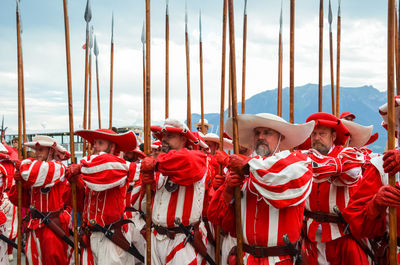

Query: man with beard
[8,136,71,265]
[140,119,209,265]
[65,129,141,265]
[301,112,369,265]
[207,113,316,265]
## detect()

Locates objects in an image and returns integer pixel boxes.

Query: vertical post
[144,1,152,264]
[199,11,205,134]
[165,0,170,119]
[109,13,114,130]
[277,0,283,117]
[227,0,244,264]
[328,0,335,115]
[335,0,341,117]
[290,0,295,124]
[318,0,323,112]
[241,0,248,114]
[185,2,192,130]
[62,0,79,264]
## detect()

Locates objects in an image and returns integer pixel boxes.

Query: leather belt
[231,243,298,258]
[153,221,200,240]
[30,209,61,220]
[304,209,343,224]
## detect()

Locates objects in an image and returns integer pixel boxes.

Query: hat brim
[75,130,137,153]
[225,114,315,150]
[194,122,212,128]
[151,126,199,145]
[341,119,373,148]
[24,141,65,154]
[203,136,233,150]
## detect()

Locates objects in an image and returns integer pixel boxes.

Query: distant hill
[191,83,387,153]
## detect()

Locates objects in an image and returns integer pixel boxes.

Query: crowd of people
[0,98,399,265]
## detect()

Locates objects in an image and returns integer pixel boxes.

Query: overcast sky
[0,0,389,133]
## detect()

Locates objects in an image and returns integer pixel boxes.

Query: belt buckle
[252,245,265,258]
[165,179,178,193]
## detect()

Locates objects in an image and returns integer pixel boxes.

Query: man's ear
[110,143,117,155]
[332,131,337,143]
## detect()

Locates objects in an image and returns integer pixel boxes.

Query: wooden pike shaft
[142,45,146,127]
[95,57,101,128]
[16,4,23,264]
[229,55,232,118]
[318,0,323,112]
[335,9,341,117]
[89,51,92,130]
[387,0,398,264]
[241,11,247,114]
[165,9,170,119]
[277,30,283,117]
[290,0,295,124]
[145,1,152,264]
[200,40,205,133]
[21,61,27,159]
[396,7,400,95]
[83,23,90,156]
[185,30,192,129]
[227,0,244,264]
[62,1,79,263]
[329,30,335,115]
[109,43,114,130]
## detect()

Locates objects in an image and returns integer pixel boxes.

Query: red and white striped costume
[208,150,313,265]
[148,148,208,265]
[8,158,71,265]
[303,145,369,265]
[77,152,138,265]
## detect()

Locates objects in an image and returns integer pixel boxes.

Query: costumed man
[66,129,142,265]
[342,96,400,263]
[195,119,213,134]
[8,136,71,265]
[140,119,209,265]
[301,112,369,265]
[339,112,356,122]
[208,113,315,265]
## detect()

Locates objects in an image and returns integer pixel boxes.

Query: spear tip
[84,0,92,23]
[93,35,99,56]
[111,12,114,44]
[141,21,145,44]
[199,9,202,42]
[328,0,333,25]
[338,0,341,16]
[185,1,188,33]
[279,0,283,35]
[244,0,248,15]
[89,26,94,49]
[166,0,169,15]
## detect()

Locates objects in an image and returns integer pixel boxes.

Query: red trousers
[303,235,369,265]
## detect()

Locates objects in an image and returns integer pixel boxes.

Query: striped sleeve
[248,150,313,209]
[20,158,66,188]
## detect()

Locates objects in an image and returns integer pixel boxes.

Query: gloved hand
[13,171,23,182]
[228,154,251,176]
[215,151,229,167]
[368,185,400,218]
[383,150,400,176]
[223,171,245,204]
[65,164,82,183]
[0,154,9,160]
[141,157,157,185]
[212,174,225,190]
[12,160,22,171]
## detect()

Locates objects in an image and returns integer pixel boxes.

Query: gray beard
[255,144,271,157]
[312,142,330,155]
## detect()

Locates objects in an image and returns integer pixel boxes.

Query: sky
[0,0,390,133]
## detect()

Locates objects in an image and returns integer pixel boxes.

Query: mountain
[191,83,387,153]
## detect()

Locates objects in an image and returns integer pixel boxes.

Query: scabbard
[0,234,25,254]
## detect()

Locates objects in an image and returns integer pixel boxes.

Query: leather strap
[304,209,343,224]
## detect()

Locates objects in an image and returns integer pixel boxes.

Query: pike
[387,0,397,264]
[396,3,400,95]
[109,13,115,130]
[0,115,7,142]
[328,0,335,115]
[83,0,91,156]
[165,0,169,119]
[144,0,152,264]
[216,0,228,262]
[93,35,101,128]
[318,0,323,112]
[199,10,205,133]
[62,0,80,263]
[335,0,341,117]
[141,21,146,129]
[277,0,283,117]
[15,1,24,263]
[185,1,192,129]
[227,0,244,264]
[88,26,94,133]
[241,0,248,114]
[289,0,295,124]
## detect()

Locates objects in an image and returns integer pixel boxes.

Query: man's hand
[383,150,400,176]
[223,171,245,204]
[12,160,22,171]
[13,171,22,182]
[65,164,82,183]
[215,151,229,167]
[368,185,400,218]
[228,154,251,175]
[212,174,225,190]
[141,157,157,185]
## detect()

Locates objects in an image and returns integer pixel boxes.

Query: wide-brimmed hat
[340,111,356,120]
[341,119,374,148]
[75,129,137,153]
[225,113,315,150]
[194,119,213,129]
[151,119,200,148]
[306,112,350,146]
[202,133,233,150]
[24,135,71,160]
[379,96,400,137]
[0,143,7,153]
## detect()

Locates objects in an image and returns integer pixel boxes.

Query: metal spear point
[84,0,92,23]
[141,20,146,45]
[94,35,99,56]
[279,0,283,35]
[89,25,94,49]
[111,12,114,44]
[199,10,202,42]
[328,0,333,32]
[185,0,188,33]
[166,0,169,15]
[244,0,248,15]
[338,0,341,17]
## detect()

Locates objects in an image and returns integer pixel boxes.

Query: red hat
[151,140,162,149]
[131,148,146,159]
[151,119,200,148]
[306,112,350,146]
[339,111,356,120]
[75,129,137,153]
